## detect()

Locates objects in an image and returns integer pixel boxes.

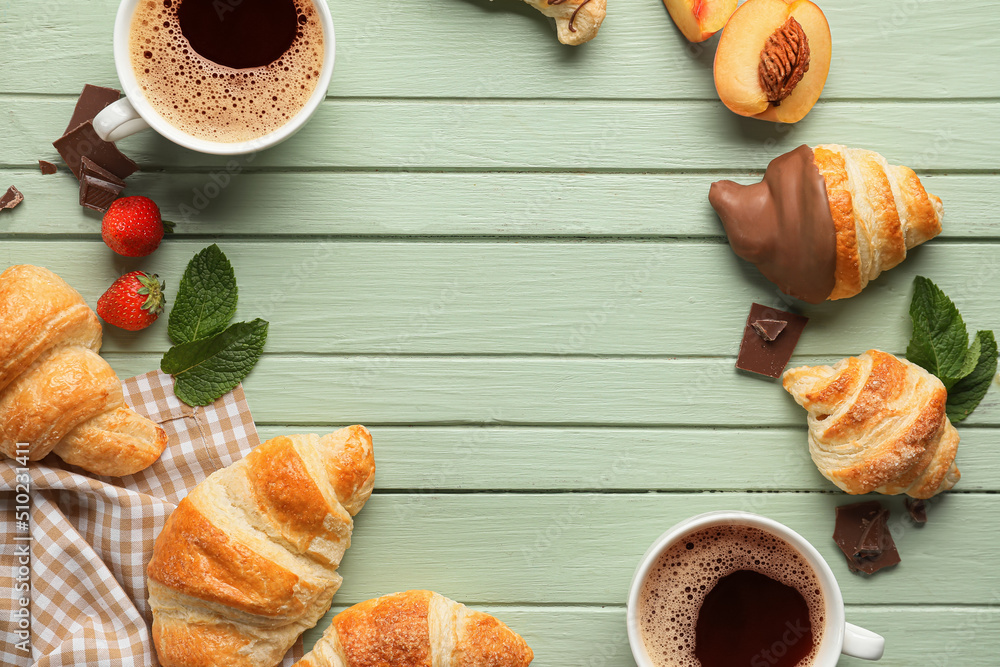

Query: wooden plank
[253,425,1000,493]
[97,352,1000,427]
[8,98,1000,171]
[305,493,1000,605]
[3,241,998,358]
[301,605,1000,666]
[0,169,995,239]
[2,0,999,100]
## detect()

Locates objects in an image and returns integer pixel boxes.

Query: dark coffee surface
[129,0,324,143]
[695,570,814,667]
[178,0,299,69]
[638,524,824,667]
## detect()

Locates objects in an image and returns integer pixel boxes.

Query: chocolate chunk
[65,84,121,135]
[0,186,24,211]
[833,501,901,575]
[751,319,787,342]
[81,157,127,187]
[736,303,808,378]
[79,157,127,211]
[855,508,889,558]
[79,175,124,212]
[38,160,58,175]
[905,498,928,524]
[53,121,139,181]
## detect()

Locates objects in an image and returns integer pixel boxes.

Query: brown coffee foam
[638,524,825,667]
[128,0,324,143]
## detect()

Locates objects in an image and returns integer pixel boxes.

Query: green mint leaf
[906,276,970,386]
[161,319,269,406]
[956,333,983,386]
[168,244,238,345]
[947,330,998,423]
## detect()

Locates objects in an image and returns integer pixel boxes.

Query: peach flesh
[713,0,831,123]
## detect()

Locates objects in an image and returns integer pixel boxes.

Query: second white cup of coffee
[627,511,885,667]
[93,0,335,155]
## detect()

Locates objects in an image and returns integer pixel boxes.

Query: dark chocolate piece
[736,303,808,378]
[905,498,928,524]
[65,84,121,135]
[0,186,24,211]
[81,157,127,187]
[709,145,837,304]
[751,319,787,342]
[38,160,58,175]
[79,175,124,212]
[79,157,127,211]
[833,501,901,575]
[53,121,139,181]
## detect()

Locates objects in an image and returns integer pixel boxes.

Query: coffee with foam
[128,0,324,143]
[638,524,825,667]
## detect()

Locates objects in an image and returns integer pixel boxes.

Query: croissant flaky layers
[148,427,376,667]
[710,144,943,303]
[295,590,534,667]
[0,264,167,476]
[783,350,960,499]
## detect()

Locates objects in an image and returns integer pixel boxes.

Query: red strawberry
[97,271,166,331]
[101,196,174,257]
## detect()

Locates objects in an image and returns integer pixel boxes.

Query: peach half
[663,0,738,43]
[714,0,831,123]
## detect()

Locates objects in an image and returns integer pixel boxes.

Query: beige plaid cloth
[0,370,305,666]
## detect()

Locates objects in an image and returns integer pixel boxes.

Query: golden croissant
[0,265,166,476]
[148,427,375,667]
[709,144,943,303]
[783,350,960,498]
[519,0,606,45]
[294,590,534,667]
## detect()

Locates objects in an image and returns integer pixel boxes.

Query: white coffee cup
[627,511,885,666]
[93,0,335,155]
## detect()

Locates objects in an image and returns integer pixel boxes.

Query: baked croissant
[294,590,534,667]
[148,427,376,667]
[783,350,960,499]
[518,0,606,45]
[709,144,943,303]
[0,264,167,476]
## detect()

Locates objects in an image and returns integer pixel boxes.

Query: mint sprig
[907,276,997,423]
[161,245,269,406]
[168,244,238,345]
[947,331,998,423]
[162,319,269,406]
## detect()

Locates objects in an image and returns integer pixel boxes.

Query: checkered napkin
[0,370,305,667]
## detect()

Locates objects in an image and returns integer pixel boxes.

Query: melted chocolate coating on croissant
[709,145,837,304]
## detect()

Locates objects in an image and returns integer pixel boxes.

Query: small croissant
[783,349,960,499]
[710,145,943,303]
[0,265,166,476]
[517,0,606,45]
[294,590,534,667]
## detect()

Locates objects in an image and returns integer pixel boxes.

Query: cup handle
[842,622,885,660]
[93,98,150,142]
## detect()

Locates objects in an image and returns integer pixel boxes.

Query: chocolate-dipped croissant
[710,145,943,303]
[783,350,960,499]
[519,0,606,45]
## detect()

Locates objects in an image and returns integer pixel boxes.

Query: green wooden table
[2,0,999,664]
